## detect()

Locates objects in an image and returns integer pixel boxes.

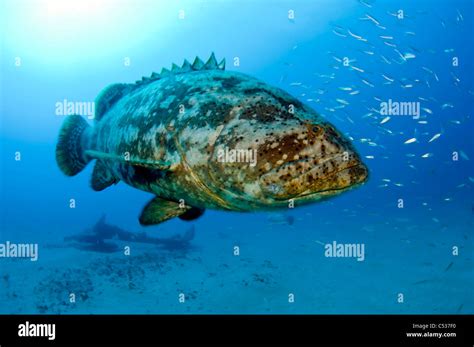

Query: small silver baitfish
[56,53,368,226]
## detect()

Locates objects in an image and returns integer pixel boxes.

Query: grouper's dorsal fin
[94,54,225,121]
[95,83,132,121]
[134,52,225,87]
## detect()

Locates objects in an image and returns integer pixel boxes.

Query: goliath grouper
[56,53,368,226]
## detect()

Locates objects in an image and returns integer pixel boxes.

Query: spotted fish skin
[56,54,368,224]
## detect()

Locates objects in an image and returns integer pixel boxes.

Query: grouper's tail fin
[56,115,92,176]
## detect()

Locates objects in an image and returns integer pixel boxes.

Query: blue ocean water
[0,0,472,314]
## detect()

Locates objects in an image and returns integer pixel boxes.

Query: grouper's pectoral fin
[91,160,119,191]
[178,207,205,221]
[139,197,205,226]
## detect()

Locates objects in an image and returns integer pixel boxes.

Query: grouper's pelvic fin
[139,196,205,226]
[56,115,92,176]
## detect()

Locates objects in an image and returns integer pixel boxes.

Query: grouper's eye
[312,125,323,135]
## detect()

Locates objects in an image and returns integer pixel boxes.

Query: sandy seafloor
[1,204,472,314]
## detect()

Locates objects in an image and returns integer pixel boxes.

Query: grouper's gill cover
[56,53,368,226]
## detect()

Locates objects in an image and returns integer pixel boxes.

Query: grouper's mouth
[294,163,369,201]
[259,160,369,202]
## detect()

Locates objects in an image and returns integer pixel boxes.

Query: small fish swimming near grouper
[56,54,369,226]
